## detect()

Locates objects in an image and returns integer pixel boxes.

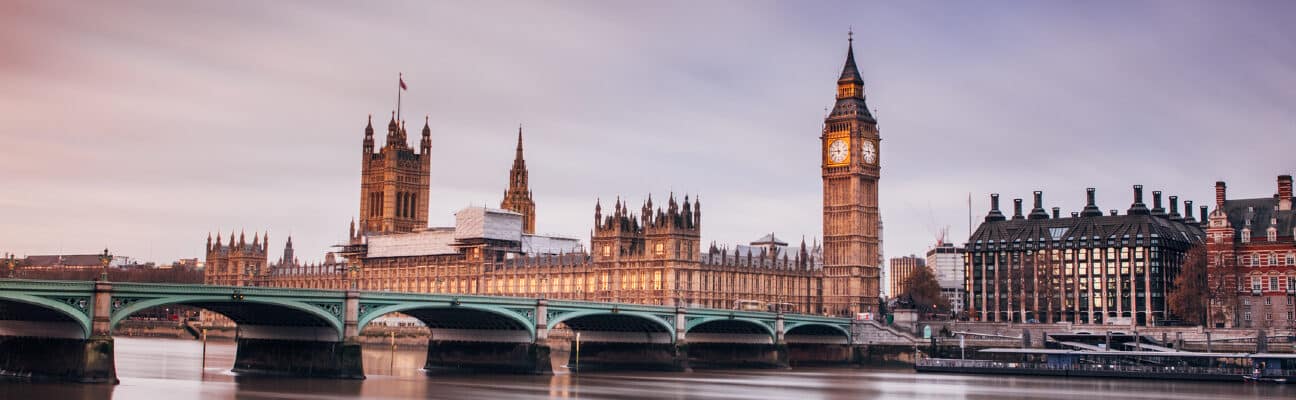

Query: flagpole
[397,72,403,123]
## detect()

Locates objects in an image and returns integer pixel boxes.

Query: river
[0,337,1288,399]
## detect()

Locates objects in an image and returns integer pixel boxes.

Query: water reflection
[0,337,1289,400]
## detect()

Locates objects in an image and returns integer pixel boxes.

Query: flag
[399,75,407,90]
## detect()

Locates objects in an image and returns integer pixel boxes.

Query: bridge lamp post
[6,253,15,279]
[98,248,112,282]
[347,265,360,290]
[540,277,549,299]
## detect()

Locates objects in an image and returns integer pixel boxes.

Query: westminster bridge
[0,279,899,384]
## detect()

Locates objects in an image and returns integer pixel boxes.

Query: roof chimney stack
[1215,181,1227,208]
[1081,188,1103,217]
[1128,185,1150,215]
[1168,195,1182,221]
[1052,207,1061,219]
[1110,209,1118,216]
[1279,175,1292,211]
[1071,212,1079,218]
[1184,200,1196,223]
[1028,191,1049,219]
[1200,206,1209,227]
[985,193,1006,222]
[1012,198,1024,220]
[1150,190,1165,216]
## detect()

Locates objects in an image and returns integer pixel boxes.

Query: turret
[420,115,432,154]
[363,114,374,154]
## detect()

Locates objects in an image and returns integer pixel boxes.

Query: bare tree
[1168,245,1208,325]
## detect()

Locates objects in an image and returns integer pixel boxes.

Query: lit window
[655,243,665,256]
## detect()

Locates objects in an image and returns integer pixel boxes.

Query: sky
[1,1,1293,267]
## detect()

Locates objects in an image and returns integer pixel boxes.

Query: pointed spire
[365,114,374,135]
[838,29,863,85]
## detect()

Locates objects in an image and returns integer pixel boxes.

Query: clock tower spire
[821,31,881,317]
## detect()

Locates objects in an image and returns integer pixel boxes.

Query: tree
[1169,245,1208,326]
[902,266,950,317]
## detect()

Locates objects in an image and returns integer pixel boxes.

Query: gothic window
[601,245,611,257]
[655,243,665,256]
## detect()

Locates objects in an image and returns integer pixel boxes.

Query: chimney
[1071,212,1080,218]
[1128,185,1150,215]
[1150,191,1165,216]
[985,193,1006,222]
[1012,198,1024,220]
[1279,175,1292,211]
[1168,195,1182,221]
[1215,181,1227,207]
[1110,209,1118,216]
[1200,206,1209,227]
[1184,200,1196,223]
[1052,207,1061,219]
[1081,188,1103,217]
[1029,191,1049,219]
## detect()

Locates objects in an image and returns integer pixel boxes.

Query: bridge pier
[232,337,364,379]
[229,290,364,379]
[0,281,118,383]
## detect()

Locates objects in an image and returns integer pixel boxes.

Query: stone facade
[359,114,431,234]
[500,127,536,234]
[203,37,885,317]
[820,35,882,317]
[1205,175,1296,328]
[203,231,269,286]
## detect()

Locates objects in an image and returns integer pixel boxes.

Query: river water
[0,337,1288,399]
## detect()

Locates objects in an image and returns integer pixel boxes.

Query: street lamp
[6,253,15,279]
[98,248,112,282]
[347,264,360,290]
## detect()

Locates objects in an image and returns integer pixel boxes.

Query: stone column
[673,306,691,372]
[83,281,118,383]
[774,313,789,369]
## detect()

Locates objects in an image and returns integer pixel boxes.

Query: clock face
[828,139,849,164]
[862,141,876,164]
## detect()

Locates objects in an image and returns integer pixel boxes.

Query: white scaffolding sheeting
[366,228,457,257]
[454,207,523,242]
[521,234,582,255]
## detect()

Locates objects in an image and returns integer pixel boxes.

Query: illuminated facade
[205,37,895,316]
[966,187,1205,326]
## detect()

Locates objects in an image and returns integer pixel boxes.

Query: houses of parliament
[204,38,883,317]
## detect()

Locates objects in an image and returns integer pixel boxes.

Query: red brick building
[1206,175,1295,328]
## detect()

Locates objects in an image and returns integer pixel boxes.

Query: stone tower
[204,230,269,286]
[820,34,881,316]
[501,126,537,234]
[359,113,432,234]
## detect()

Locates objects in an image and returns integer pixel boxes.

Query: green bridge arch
[0,292,93,339]
[684,316,777,341]
[356,302,537,339]
[784,321,852,340]
[548,309,676,342]
[109,295,345,340]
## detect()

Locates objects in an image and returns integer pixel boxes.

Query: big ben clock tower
[821,33,880,317]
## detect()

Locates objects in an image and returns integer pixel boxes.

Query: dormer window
[1241,228,1251,243]
[1268,228,1278,242]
